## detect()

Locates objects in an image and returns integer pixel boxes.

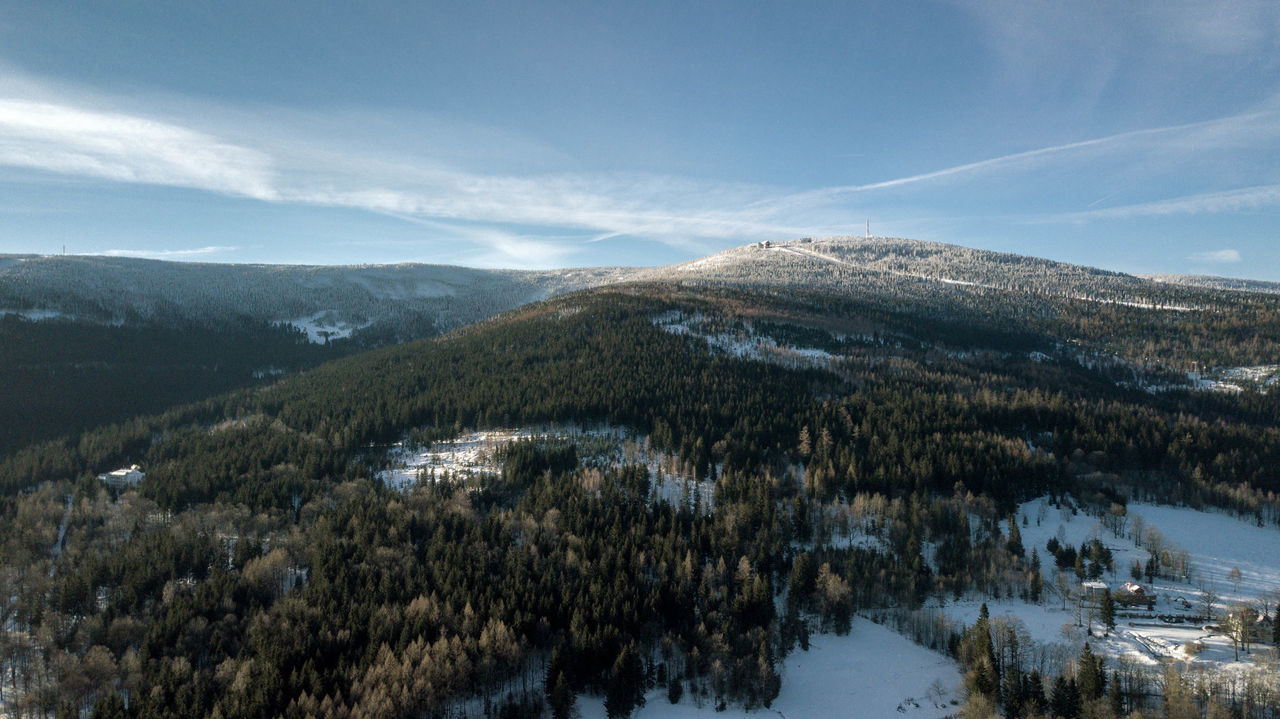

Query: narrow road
[48,493,73,577]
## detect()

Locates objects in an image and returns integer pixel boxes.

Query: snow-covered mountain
[642,236,1232,311]
[1143,273,1280,295]
[0,254,636,342]
[3,236,1274,344]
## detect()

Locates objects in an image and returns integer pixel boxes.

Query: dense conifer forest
[0,316,345,456]
[3,264,1280,717]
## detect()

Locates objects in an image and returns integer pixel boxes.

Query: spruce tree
[1108,669,1124,717]
[548,671,574,719]
[606,643,645,719]
[970,604,1000,699]
[1077,643,1104,701]
[1100,589,1116,636]
[1049,676,1082,719]
[666,677,684,705]
[1029,548,1043,603]
[1007,514,1024,558]
[1025,671,1047,716]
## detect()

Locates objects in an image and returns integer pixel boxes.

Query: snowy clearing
[376,425,715,507]
[577,617,960,719]
[0,307,68,321]
[285,311,372,343]
[654,311,840,371]
[1185,365,1280,393]
[934,496,1280,673]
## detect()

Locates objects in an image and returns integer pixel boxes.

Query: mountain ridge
[8,236,1273,345]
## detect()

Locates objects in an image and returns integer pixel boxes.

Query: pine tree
[1025,671,1047,716]
[1107,669,1124,717]
[1029,548,1043,603]
[605,643,645,719]
[1050,675,1082,719]
[548,671,574,719]
[1001,668,1025,716]
[666,676,683,705]
[1007,514,1024,558]
[967,604,1000,699]
[1077,643,1104,701]
[1100,589,1116,636]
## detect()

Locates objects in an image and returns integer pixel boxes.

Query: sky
[0,1,1278,278]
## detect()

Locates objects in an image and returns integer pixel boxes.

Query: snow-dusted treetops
[3,236,1274,341]
[3,236,1280,719]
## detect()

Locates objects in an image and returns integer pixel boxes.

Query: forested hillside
[3,270,1279,718]
[0,256,631,456]
[6,238,1277,459]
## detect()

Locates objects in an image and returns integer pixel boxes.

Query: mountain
[0,255,636,454]
[5,237,1280,457]
[0,253,636,341]
[1143,272,1280,295]
[2,235,1280,455]
[3,240,1280,718]
[654,236,1236,311]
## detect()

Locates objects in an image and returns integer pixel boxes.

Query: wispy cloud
[364,213,583,269]
[1048,184,1280,222]
[279,173,818,251]
[779,107,1280,204]
[97,245,241,259]
[0,98,276,200]
[3,87,1279,264]
[1189,249,1242,263]
[0,92,823,251]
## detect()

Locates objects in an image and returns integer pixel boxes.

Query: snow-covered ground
[1127,502,1280,604]
[654,311,839,370]
[378,428,536,488]
[1185,365,1280,393]
[285,311,372,343]
[934,497,1280,673]
[1017,498,1280,606]
[1138,365,1280,394]
[767,244,1198,312]
[0,307,68,321]
[376,425,716,507]
[577,617,960,719]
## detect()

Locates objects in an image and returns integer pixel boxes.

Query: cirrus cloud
[1189,249,1242,263]
[0,98,277,200]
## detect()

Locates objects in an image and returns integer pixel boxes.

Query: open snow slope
[1018,498,1280,606]
[940,497,1280,672]
[577,617,960,719]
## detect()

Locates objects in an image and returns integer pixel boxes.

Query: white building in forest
[98,464,144,488]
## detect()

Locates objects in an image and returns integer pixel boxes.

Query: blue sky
[0,1,1278,278]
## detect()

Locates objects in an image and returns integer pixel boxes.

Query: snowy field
[937,496,1280,672]
[0,307,67,320]
[285,310,372,343]
[377,428,537,488]
[654,311,840,371]
[577,617,960,719]
[376,425,716,507]
[1188,365,1280,393]
[1020,498,1280,606]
